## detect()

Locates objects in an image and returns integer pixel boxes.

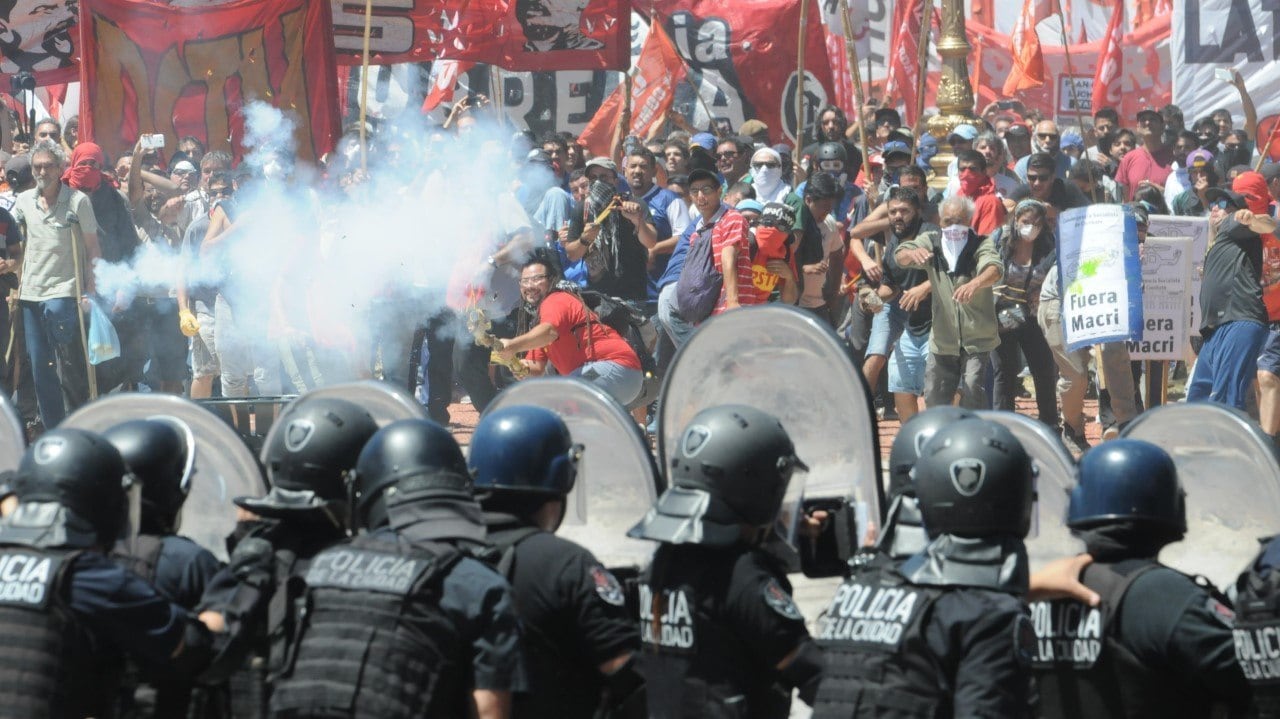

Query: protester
[715,137,752,186]
[1015,120,1075,181]
[952,149,1007,235]
[1172,148,1218,216]
[794,172,845,325]
[1116,108,1176,201]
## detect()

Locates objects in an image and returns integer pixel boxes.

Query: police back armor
[811,559,943,718]
[0,545,120,719]
[1032,559,1227,719]
[1235,546,1280,718]
[270,532,468,719]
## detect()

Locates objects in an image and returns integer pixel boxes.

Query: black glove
[227,537,274,590]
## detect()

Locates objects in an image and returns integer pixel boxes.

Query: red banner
[78,0,341,165]
[1091,0,1125,111]
[330,0,628,71]
[650,0,836,144]
[884,0,924,127]
[1002,0,1049,95]
[578,22,686,157]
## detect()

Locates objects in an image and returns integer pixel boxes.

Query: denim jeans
[571,360,644,407]
[1188,320,1269,410]
[21,298,89,427]
[656,283,696,349]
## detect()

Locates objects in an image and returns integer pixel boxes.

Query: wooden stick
[793,0,810,186]
[838,0,876,207]
[913,0,933,149]
[1052,0,1097,203]
[357,0,375,172]
[68,221,96,400]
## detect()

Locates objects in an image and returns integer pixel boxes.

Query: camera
[9,72,35,95]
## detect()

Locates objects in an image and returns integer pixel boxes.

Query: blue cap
[882,140,912,159]
[948,124,978,142]
[691,133,717,151]
[736,199,764,214]
[1060,131,1085,150]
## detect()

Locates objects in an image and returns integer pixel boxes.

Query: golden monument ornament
[926,0,978,187]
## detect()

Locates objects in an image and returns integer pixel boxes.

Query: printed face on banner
[0,0,77,75]
[516,0,601,51]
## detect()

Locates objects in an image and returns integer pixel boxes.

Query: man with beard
[496,254,644,406]
[1116,108,1176,201]
[801,105,864,183]
[562,157,651,304]
[624,147,685,317]
[12,139,101,428]
[876,187,934,423]
[1163,130,1200,208]
[1015,120,1075,182]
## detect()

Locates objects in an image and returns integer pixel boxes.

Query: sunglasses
[1036,133,1060,140]
[209,187,233,198]
[1026,173,1052,183]
[752,161,780,170]
[716,151,739,159]
[1211,199,1233,210]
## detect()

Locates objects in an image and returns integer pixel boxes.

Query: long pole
[913,0,933,145]
[838,0,876,208]
[1052,0,1098,203]
[357,0,374,171]
[68,222,96,400]
[794,0,810,186]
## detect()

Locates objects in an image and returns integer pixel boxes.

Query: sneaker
[1061,424,1091,455]
[1101,423,1120,441]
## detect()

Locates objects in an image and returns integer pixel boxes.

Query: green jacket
[896,227,1003,355]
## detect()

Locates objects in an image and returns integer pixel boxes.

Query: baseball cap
[171,160,197,174]
[1060,131,1085,151]
[1262,162,1280,183]
[585,157,617,173]
[687,168,720,189]
[690,132,717,151]
[739,119,769,138]
[1005,123,1031,137]
[882,141,912,160]
[874,108,902,127]
[1204,187,1248,210]
[887,128,915,146]
[525,148,552,165]
[1186,148,1215,170]
[949,124,979,143]
[759,201,797,228]
[736,199,764,214]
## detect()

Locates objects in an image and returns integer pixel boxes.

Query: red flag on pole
[422,60,474,113]
[1091,0,1125,111]
[1001,0,1050,95]
[578,22,686,158]
[884,0,923,125]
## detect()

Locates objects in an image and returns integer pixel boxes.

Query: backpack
[560,285,657,375]
[675,221,723,323]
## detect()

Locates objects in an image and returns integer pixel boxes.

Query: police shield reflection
[1122,403,1280,589]
[657,305,881,541]
[0,392,22,474]
[60,394,265,561]
[978,410,1083,568]
[485,377,662,570]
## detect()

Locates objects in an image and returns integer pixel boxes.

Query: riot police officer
[628,404,824,718]
[879,406,976,559]
[104,418,225,718]
[1237,532,1280,717]
[271,418,527,719]
[471,405,643,719]
[812,417,1038,718]
[197,396,379,717]
[0,428,215,717]
[1034,439,1251,718]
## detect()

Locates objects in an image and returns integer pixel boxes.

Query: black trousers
[991,319,1059,428]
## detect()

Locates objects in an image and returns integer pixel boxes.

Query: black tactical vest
[637,546,793,719]
[270,534,467,719]
[1234,545,1280,719]
[111,535,165,588]
[1032,559,1220,719]
[811,560,944,718]
[0,545,118,719]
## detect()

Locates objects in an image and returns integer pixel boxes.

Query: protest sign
[1129,236,1192,360]
[78,0,341,163]
[1145,215,1208,330]
[1057,204,1144,351]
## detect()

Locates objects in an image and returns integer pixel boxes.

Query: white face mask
[1018,223,1039,240]
[753,165,783,193]
[941,224,969,243]
[940,224,969,271]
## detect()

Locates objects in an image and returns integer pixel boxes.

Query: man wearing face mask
[1014,120,1075,182]
[1171,149,1218,217]
[796,143,870,230]
[749,146,793,204]
[878,141,914,199]
[895,195,1003,409]
[952,150,1007,236]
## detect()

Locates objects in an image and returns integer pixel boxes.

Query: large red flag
[884,0,923,125]
[1002,0,1050,95]
[578,22,686,158]
[1091,0,1125,111]
[422,60,475,113]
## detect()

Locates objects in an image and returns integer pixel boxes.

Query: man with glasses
[715,137,752,186]
[1116,108,1175,201]
[177,171,234,399]
[748,146,793,204]
[1009,153,1089,221]
[1015,120,1075,182]
[177,151,232,237]
[11,140,101,428]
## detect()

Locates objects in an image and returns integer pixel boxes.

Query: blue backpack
[675,221,722,323]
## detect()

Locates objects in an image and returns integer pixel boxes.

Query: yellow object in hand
[179,309,200,338]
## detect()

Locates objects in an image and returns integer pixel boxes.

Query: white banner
[1145,215,1209,331]
[1171,0,1279,133]
[1129,236,1192,360]
[1058,205,1145,351]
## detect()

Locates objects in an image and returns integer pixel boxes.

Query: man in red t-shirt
[1115,108,1175,201]
[496,258,644,406]
[955,149,1007,236]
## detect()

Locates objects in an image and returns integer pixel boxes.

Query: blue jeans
[656,283,696,349]
[571,360,644,407]
[21,298,89,427]
[1188,320,1269,410]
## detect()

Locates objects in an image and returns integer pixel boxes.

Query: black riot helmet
[102,419,192,534]
[912,418,1036,539]
[236,397,378,526]
[5,429,130,548]
[815,141,848,175]
[628,405,807,547]
[887,407,978,500]
[1069,439,1186,535]
[470,406,581,498]
[352,419,471,532]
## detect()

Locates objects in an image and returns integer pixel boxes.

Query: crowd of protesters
[0,75,1277,451]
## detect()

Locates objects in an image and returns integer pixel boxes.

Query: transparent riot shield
[0,392,23,473]
[1122,404,1280,588]
[977,411,1083,568]
[62,394,266,561]
[658,305,882,535]
[258,381,428,466]
[486,378,662,571]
